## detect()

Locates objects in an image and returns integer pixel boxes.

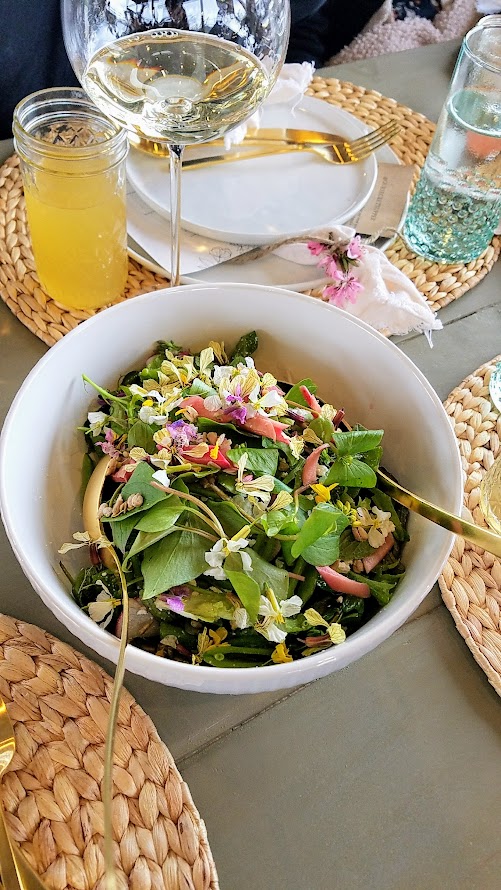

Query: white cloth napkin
[274,226,442,341]
[224,62,315,148]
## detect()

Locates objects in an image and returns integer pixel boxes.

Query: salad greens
[61,332,408,668]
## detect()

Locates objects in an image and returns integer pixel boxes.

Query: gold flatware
[0,695,24,889]
[377,468,501,557]
[182,122,400,170]
[221,119,400,148]
[0,695,46,890]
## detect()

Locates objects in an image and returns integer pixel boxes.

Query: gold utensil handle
[377,469,501,557]
[182,146,297,170]
[0,805,25,889]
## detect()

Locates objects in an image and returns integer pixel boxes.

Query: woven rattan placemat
[0,614,219,890]
[439,357,501,696]
[0,76,499,347]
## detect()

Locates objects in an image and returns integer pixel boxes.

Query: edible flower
[204,530,252,581]
[255,589,302,643]
[355,505,395,548]
[88,589,121,629]
[235,453,275,503]
[271,642,293,664]
[304,608,346,644]
[310,482,339,504]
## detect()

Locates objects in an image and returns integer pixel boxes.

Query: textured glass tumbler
[403,18,501,264]
[13,87,129,310]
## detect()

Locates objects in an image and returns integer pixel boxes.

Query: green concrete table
[1,40,501,890]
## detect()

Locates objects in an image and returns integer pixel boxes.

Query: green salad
[61,332,409,668]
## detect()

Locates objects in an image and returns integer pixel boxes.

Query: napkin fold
[224,62,315,148]
[274,226,442,341]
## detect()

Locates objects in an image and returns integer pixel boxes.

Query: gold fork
[216,119,401,149]
[182,121,401,170]
[0,696,46,890]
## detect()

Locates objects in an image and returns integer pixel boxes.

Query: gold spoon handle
[0,804,25,890]
[377,469,501,558]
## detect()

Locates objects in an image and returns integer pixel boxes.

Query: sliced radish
[316,565,370,598]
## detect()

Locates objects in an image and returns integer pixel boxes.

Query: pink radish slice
[362,534,395,573]
[316,565,371,598]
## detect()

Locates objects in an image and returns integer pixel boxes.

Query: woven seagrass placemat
[0,76,499,347]
[0,613,219,890]
[438,357,501,696]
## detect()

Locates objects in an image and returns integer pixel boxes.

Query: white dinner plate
[126,96,378,245]
[127,142,403,291]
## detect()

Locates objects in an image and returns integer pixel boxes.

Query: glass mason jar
[13,87,129,310]
[403,17,501,264]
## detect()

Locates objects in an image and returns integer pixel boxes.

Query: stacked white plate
[126,96,403,290]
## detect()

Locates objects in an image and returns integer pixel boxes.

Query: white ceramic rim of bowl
[0,283,463,694]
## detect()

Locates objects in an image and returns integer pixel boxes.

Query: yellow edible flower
[271,642,293,664]
[311,482,339,504]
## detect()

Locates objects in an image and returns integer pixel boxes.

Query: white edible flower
[152,469,171,488]
[233,607,251,629]
[204,535,252,580]
[139,405,167,425]
[87,411,108,434]
[203,393,223,412]
[88,589,117,629]
[356,505,395,549]
[212,365,235,385]
[255,592,302,643]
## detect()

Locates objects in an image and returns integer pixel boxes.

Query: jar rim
[13,87,128,161]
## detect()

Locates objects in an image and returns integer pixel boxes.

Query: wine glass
[62,0,290,287]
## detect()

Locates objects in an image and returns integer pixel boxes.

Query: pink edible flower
[323,270,363,308]
[346,235,364,260]
[307,240,326,256]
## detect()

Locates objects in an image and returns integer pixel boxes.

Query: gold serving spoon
[0,695,46,889]
[377,468,501,557]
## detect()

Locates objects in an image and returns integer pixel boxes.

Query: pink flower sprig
[307,235,365,309]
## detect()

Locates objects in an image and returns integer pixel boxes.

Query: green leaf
[135,496,184,533]
[349,571,395,605]
[141,529,208,599]
[302,534,341,566]
[285,378,317,407]
[127,420,156,454]
[225,553,261,624]
[227,445,279,477]
[323,457,377,489]
[332,429,384,456]
[108,462,167,521]
[188,378,214,397]
[338,531,374,561]
[125,526,179,561]
[291,504,349,558]
[260,508,295,538]
[207,500,249,537]
[111,513,138,552]
[363,446,383,472]
[229,331,259,364]
[247,549,289,603]
[309,417,334,443]
[181,590,235,622]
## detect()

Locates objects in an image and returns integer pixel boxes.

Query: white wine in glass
[63,2,290,287]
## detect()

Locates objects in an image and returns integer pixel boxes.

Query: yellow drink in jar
[24,161,127,310]
[13,89,129,311]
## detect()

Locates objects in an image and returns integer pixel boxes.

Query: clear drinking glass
[13,87,128,310]
[62,1,291,287]
[403,17,501,264]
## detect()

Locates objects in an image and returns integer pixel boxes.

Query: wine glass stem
[168,143,184,287]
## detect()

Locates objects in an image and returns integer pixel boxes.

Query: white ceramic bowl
[0,284,462,694]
